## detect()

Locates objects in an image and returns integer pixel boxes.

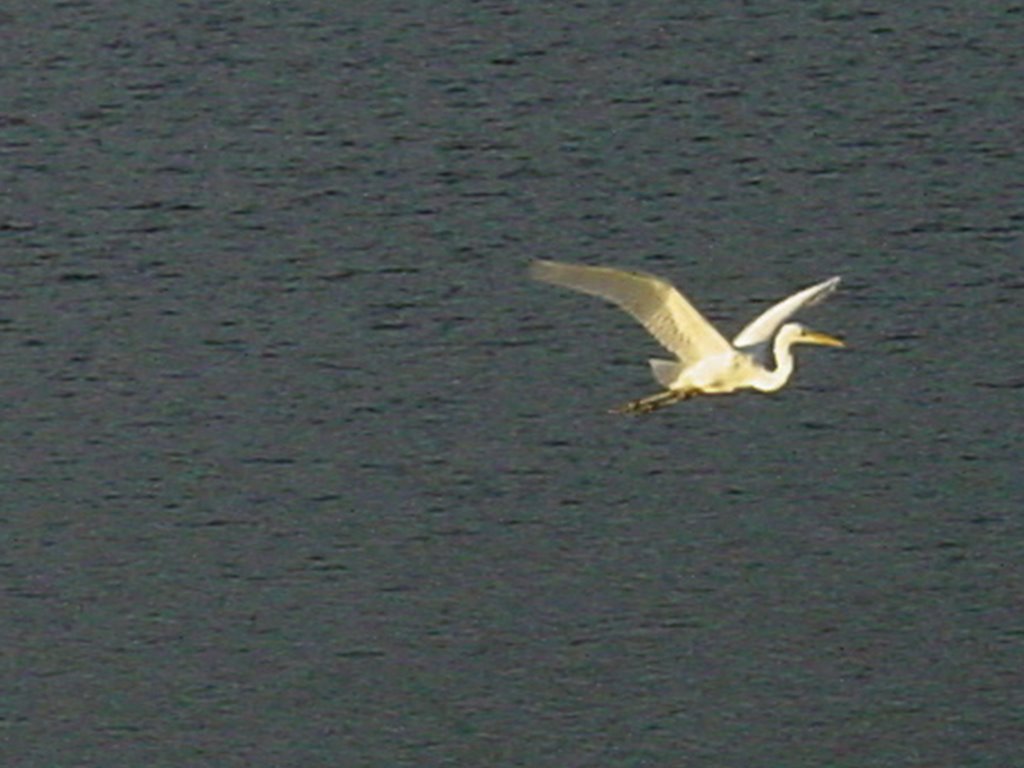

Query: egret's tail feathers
[611,388,692,415]
[648,358,684,388]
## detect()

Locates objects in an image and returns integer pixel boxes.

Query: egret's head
[785,322,845,348]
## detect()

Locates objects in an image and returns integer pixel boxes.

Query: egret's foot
[611,389,691,415]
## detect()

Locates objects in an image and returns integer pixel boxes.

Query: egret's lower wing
[530,260,732,362]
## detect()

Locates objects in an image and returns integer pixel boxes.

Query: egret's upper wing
[732,276,841,347]
[530,260,732,362]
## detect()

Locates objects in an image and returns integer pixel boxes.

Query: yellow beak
[803,331,845,348]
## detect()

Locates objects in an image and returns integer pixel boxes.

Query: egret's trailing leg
[613,389,693,415]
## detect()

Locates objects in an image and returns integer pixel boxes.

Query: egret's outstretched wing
[732,276,841,348]
[530,260,732,362]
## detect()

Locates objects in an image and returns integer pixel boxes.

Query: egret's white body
[530,260,845,413]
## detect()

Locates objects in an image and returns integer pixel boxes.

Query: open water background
[2,2,1023,766]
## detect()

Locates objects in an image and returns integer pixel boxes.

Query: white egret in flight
[530,260,845,414]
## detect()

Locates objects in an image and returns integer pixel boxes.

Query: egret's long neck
[755,330,799,392]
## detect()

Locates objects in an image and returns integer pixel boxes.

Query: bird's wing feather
[530,260,732,362]
[732,276,841,348]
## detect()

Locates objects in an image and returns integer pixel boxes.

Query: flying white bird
[530,260,845,414]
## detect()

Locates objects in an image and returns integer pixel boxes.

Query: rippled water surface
[3,3,1022,766]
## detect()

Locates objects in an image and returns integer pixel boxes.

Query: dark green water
[2,2,1022,766]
